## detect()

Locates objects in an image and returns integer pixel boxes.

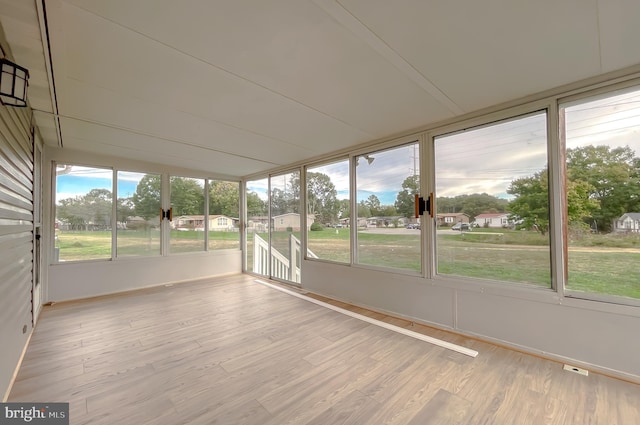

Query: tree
[132,174,161,220]
[246,191,266,217]
[357,201,371,218]
[379,205,398,217]
[458,193,508,221]
[436,193,508,220]
[209,181,239,217]
[292,172,338,224]
[57,196,90,230]
[507,170,550,234]
[170,177,204,215]
[117,197,135,223]
[505,144,640,234]
[395,175,419,218]
[567,145,640,232]
[364,194,381,216]
[436,196,465,214]
[57,188,112,230]
[270,187,292,216]
[336,199,350,220]
[507,169,599,235]
[566,180,599,227]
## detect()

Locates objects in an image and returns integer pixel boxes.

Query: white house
[173,215,237,231]
[615,213,640,233]
[474,213,510,228]
[436,213,470,227]
[272,213,315,231]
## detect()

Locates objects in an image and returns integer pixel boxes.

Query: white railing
[253,233,317,283]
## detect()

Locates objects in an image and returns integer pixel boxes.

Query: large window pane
[55,164,112,262]
[170,176,205,253]
[117,172,161,257]
[246,178,269,276]
[435,113,551,287]
[563,87,640,301]
[355,143,421,272]
[208,180,240,250]
[270,171,301,283]
[306,159,350,263]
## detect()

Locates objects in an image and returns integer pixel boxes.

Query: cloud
[435,112,548,198]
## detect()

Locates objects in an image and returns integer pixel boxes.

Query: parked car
[405,223,420,229]
[451,223,470,231]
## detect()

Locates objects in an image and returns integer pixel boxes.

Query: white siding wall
[0,104,33,399]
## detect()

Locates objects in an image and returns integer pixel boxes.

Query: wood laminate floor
[9,274,640,424]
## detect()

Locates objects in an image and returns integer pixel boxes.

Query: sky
[246,145,418,205]
[56,169,142,202]
[57,88,640,207]
[434,89,640,199]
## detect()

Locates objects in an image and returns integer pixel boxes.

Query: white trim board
[255,279,479,358]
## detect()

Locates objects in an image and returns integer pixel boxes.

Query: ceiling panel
[597,0,640,72]
[339,0,603,112]
[61,119,273,177]
[59,80,319,169]
[2,0,640,178]
[58,0,455,136]
[56,3,371,154]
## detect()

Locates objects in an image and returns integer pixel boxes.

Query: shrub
[310,222,324,231]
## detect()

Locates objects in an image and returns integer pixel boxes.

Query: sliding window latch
[160,207,173,221]
[414,193,434,218]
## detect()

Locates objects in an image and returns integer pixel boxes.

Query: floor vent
[563,364,589,376]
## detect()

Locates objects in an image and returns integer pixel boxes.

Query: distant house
[436,213,469,227]
[272,213,315,231]
[339,217,367,228]
[615,213,640,233]
[248,215,270,232]
[474,213,510,228]
[122,216,160,230]
[208,215,238,231]
[173,215,237,231]
[365,216,408,228]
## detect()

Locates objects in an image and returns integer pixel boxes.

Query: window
[355,143,421,272]
[246,178,269,276]
[170,176,205,253]
[306,159,350,264]
[117,172,161,257]
[435,112,551,287]
[55,164,113,262]
[562,86,640,301]
[270,171,301,284]
[208,179,240,250]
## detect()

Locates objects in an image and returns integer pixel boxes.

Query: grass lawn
[57,230,240,259]
[568,250,640,299]
[57,228,640,300]
[57,231,112,261]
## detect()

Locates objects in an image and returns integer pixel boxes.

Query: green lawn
[57,228,640,300]
[56,230,240,259]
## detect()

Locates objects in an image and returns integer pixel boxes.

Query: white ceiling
[2,0,640,177]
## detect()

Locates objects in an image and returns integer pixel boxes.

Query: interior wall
[48,251,241,302]
[0,102,34,399]
[302,260,640,382]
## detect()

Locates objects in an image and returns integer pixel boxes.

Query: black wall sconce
[0,45,29,107]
